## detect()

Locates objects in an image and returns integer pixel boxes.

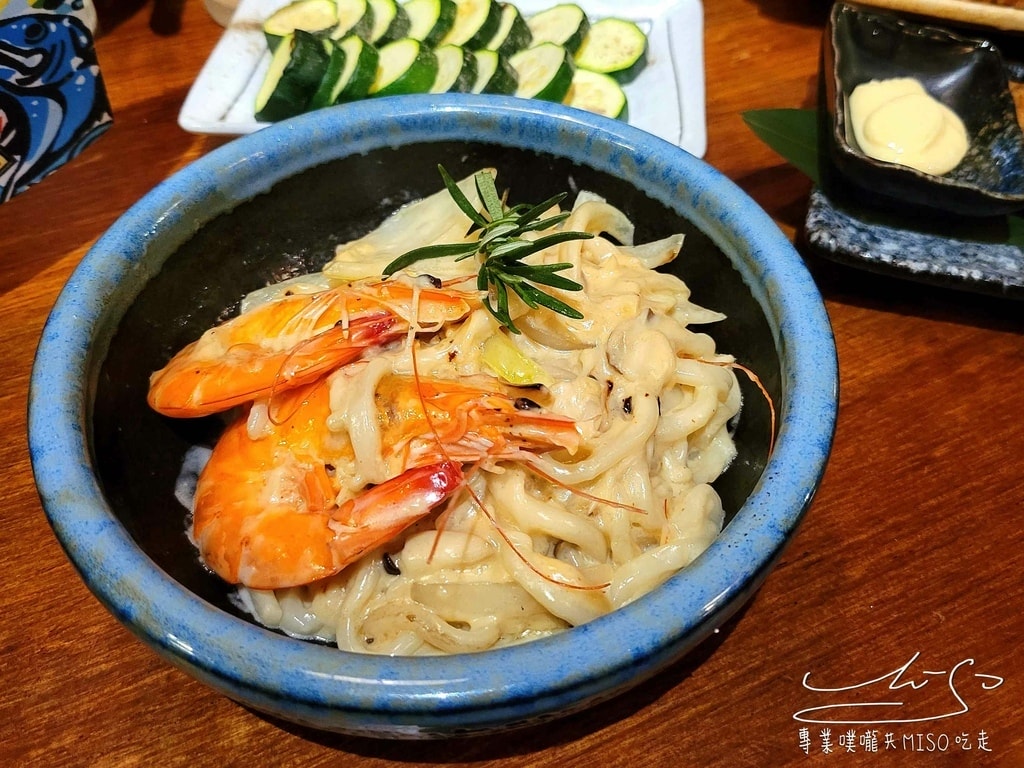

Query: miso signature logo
[793,652,1004,725]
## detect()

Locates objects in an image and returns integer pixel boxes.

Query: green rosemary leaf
[486,278,516,330]
[478,222,520,249]
[382,241,479,277]
[518,211,571,233]
[527,230,595,250]
[439,165,488,227]
[487,238,540,260]
[511,282,584,319]
[501,262,582,291]
[515,193,568,226]
[475,169,506,221]
[387,165,594,333]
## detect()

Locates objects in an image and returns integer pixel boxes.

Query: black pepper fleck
[382,552,401,575]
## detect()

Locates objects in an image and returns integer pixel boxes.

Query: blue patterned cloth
[0,0,112,202]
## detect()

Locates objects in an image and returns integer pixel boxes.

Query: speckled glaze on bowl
[29,95,837,738]
[806,186,1024,297]
[823,1,1024,216]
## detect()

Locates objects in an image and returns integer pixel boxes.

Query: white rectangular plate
[179,0,707,157]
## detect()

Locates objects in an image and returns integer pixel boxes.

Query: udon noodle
[168,171,741,655]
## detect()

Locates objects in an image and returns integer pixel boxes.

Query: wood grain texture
[856,0,1024,31]
[2,1,1022,765]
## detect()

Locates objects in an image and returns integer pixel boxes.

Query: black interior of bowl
[92,141,781,621]
[823,2,1024,215]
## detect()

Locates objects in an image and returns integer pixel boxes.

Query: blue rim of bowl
[29,94,838,734]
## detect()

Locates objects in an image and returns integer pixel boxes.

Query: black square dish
[822,1,1024,216]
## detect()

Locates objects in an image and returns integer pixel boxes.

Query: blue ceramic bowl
[29,95,837,738]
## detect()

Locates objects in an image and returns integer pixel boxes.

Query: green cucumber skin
[510,42,574,103]
[307,43,349,110]
[405,0,458,47]
[263,0,338,51]
[257,1,649,122]
[527,4,590,55]
[594,51,647,85]
[330,0,374,41]
[485,3,533,58]
[307,36,380,108]
[371,40,439,97]
[375,4,411,44]
[436,47,478,93]
[445,0,502,50]
[472,49,517,94]
[453,48,480,92]
[335,41,380,101]
[256,31,331,122]
[574,18,649,83]
[564,69,628,120]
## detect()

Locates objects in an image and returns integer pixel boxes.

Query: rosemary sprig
[382,165,594,333]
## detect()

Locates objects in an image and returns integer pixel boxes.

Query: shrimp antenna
[460,462,610,592]
[702,358,777,456]
[409,336,608,592]
[523,461,646,515]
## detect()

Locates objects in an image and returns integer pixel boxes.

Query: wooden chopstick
[854,0,1024,31]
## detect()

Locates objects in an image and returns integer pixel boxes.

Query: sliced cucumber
[430,44,478,93]
[370,37,439,96]
[309,34,380,107]
[526,3,589,55]
[509,42,574,102]
[255,30,331,122]
[404,0,458,47]
[471,48,517,94]
[440,0,501,49]
[330,0,375,41]
[263,0,338,52]
[564,68,627,120]
[575,17,648,83]
[483,3,532,57]
[308,38,347,110]
[368,0,411,43]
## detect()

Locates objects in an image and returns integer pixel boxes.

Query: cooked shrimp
[375,374,580,470]
[148,281,475,418]
[192,372,579,588]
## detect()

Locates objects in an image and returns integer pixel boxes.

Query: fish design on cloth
[0,0,112,202]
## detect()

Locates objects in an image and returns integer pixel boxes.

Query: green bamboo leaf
[1007,214,1024,248]
[742,108,820,183]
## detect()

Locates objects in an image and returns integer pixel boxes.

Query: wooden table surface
[3,1,1023,765]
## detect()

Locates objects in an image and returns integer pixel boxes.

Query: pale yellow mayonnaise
[848,77,969,175]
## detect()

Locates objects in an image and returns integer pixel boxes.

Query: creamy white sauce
[848,77,969,175]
